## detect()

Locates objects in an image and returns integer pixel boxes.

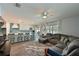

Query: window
[33,20,60,35]
[52,24,59,34]
[45,24,59,34]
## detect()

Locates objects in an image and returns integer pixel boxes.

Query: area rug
[10,41,52,56]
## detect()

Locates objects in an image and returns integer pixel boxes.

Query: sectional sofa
[44,34,79,56]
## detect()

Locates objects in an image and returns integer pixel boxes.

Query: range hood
[12,24,19,28]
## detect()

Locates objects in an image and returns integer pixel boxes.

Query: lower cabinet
[8,33,34,43]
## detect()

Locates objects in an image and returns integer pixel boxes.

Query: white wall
[20,24,32,30]
[61,16,79,37]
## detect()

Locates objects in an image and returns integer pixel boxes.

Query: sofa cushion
[60,36,65,42]
[48,38,58,45]
[55,43,66,49]
[68,48,79,56]
[62,39,79,56]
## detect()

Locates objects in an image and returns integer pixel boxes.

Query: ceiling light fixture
[42,15,47,19]
[42,11,48,19]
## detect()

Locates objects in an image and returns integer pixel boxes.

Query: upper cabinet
[0,16,4,26]
[0,16,6,36]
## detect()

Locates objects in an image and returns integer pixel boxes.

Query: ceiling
[1,3,79,25]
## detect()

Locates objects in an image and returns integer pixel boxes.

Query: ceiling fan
[34,8,55,19]
[13,4,55,19]
[41,10,48,19]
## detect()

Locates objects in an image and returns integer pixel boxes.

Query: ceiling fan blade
[33,8,45,14]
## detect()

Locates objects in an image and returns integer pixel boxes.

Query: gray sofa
[39,33,53,44]
[45,34,79,56]
[39,33,78,45]
[45,39,79,56]
[48,34,79,49]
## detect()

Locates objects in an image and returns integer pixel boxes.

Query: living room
[0,3,79,56]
